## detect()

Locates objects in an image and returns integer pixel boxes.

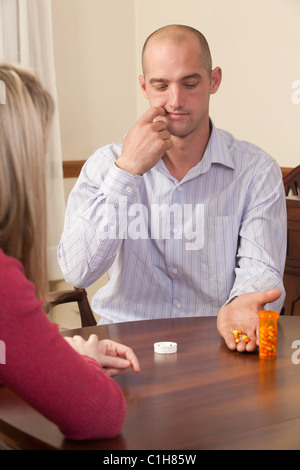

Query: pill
[242,334,250,343]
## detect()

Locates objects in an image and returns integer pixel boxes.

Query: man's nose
[169,85,184,109]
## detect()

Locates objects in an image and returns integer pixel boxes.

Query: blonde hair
[0,64,54,299]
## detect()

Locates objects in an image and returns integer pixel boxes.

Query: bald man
[58,25,287,352]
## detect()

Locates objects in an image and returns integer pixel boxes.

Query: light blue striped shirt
[58,122,287,322]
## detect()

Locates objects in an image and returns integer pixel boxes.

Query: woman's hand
[64,334,140,376]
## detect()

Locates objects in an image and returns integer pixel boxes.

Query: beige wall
[52,0,137,163]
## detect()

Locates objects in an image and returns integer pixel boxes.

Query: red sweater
[0,249,126,440]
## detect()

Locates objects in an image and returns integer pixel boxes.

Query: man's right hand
[116,107,172,175]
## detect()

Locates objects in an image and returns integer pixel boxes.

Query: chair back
[45,288,96,327]
[283,165,300,196]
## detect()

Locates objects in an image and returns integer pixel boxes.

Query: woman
[0,64,140,440]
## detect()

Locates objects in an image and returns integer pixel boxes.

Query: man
[58,25,287,352]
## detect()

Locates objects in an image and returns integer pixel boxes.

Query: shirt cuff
[102,163,143,200]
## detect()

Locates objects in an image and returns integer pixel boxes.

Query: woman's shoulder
[0,248,35,299]
[0,249,24,278]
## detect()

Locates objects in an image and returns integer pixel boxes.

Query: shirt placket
[165,183,185,316]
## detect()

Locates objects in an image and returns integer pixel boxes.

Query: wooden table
[1,316,300,450]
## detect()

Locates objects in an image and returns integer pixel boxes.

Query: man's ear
[210,67,222,95]
[139,75,149,99]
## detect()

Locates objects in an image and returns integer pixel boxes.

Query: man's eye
[156,85,168,91]
[184,82,198,88]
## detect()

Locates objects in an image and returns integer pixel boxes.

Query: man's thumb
[256,288,282,308]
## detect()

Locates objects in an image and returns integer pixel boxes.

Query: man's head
[139,24,221,139]
[142,25,212,78]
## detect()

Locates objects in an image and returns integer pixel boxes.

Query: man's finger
[140,106,166,123]
[238,334,257,353]
[221,330,237,351]
[152,119,168,132]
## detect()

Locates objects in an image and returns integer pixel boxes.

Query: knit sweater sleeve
[0,250,126,440]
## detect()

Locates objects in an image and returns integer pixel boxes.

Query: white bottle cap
[154,342,177,354]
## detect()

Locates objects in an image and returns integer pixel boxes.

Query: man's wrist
[115,156,142,176]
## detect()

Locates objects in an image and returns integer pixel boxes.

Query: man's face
[140,35,221,138]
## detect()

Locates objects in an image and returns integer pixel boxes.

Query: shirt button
[172,268,178,274]
[126,186,132,193]
[176,303,182,309]
[172,228,178,234]
[177,186,183,192]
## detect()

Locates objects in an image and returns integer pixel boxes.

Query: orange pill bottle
[258,310,279,359]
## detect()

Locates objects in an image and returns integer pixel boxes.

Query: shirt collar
[187,120,235,178]
[156,119,235,182]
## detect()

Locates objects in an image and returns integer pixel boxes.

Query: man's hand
[217,289,282,352]
[116,107,172,175]
[64,334,140,376]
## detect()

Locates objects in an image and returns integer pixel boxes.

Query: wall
[51,0,137,162]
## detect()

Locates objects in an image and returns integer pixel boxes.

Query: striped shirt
[57,122,287,323]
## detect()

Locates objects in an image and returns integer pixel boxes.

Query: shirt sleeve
[0,253,126,440]
[57,146,143,287]
[227,158,287,312]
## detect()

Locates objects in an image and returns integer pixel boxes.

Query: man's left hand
[217,289,282,352]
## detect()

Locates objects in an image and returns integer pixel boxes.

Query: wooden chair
[45,287,97,327]
[283,195,300,316]
[283,165,300,196]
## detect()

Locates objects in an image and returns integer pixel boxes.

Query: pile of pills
[233,330,250,344]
